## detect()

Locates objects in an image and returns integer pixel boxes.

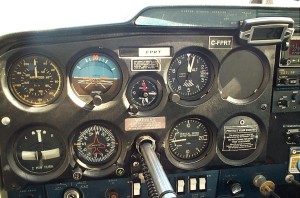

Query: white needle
[34,58,38,78]
[187,53,191,73]
[171,139,187,143]
[188,56,196,73]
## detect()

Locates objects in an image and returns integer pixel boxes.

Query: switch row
[177,176,207,194]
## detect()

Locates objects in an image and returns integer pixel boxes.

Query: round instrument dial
[126,76,162,111]
[13,126,66,174]
[8,55,63,106]
[167,51,213,101]
[70,53,122,106]
[72,124,119,167]
[168,118,210,161]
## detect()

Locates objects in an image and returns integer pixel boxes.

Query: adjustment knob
[63,188,81,198]
[278,99,289,108]
[279,78,288,85]
[291,93,300,101]
[169,93,180,103]
[291,133,300,144]
[129,104,139,114]
[227,180,242,196]
[93,95,103,106]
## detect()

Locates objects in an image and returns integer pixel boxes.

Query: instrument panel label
[131,59,161,71]
[138,47,171,57]
[209,36,233,49]
[222,125,258,151]
[290,39,300,56]
[289,147,300,174]
[125,117,165,131]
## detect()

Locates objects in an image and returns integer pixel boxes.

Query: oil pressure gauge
[126,76,163,111]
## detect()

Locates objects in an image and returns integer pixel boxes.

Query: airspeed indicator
[8,55,63,106]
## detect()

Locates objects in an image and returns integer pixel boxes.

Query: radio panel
[280,36,300,67]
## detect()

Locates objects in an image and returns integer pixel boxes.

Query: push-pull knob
[253,175,279,197]
[63,188,81,198]
[227,180,242,196]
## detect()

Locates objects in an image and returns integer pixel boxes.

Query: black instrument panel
[0,31,276,190]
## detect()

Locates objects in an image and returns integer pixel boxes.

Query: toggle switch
[177,179,185,194]
[133,182,141,197]
[189,177,197,192]
[199,177,207,191]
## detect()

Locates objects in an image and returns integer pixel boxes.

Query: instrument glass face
[168,118,210,161]
[70,53,122,104]
[8,55,63,106]
[72,124,119,166]
[126,76,163,111]
[14,126,65,174]
[167,51,213,101]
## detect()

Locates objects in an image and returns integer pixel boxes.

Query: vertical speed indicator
[168,118,211,161]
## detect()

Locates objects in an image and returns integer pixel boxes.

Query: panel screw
[260,104,267,110]
[1,116,11,126]
[116,168,125,176]
[239,119,245,125]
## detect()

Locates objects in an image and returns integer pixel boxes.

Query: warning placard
[289,147,300,174]
[131,59,160,71]
[222,125,259,152]
[125,117,166,131]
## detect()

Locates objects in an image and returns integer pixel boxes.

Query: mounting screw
[1,116,11,126]
[260,104,267,110]
[239,119,245,125]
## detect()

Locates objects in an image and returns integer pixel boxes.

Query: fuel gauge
[126,76,163,111]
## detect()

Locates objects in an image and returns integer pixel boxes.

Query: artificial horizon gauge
[126,76,163,111]
[168,118,211,161]
[167,50,214,102]
[8,55,63,106]
[70,53,122,108]
[72,123,120,168]
[12,126,66,174]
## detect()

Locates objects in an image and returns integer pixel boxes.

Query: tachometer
[70,53,122,108]
[167,50,214,104]
[72,123,119,168]
[8,55,63,106]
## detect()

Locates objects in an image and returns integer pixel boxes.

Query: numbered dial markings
[14,127,65,174]
[168,52,212,100]
[8,55,63,106]
[73,124,119,166]
[71,53,121,102]
[127,76,162,111]
[168,119,210,160]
